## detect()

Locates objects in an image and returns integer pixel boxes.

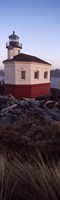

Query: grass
[0,88,60,199]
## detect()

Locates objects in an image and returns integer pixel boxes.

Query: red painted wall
[31,83,50,98]
[4,84,15,97]
[15,85,31,98]
[4,83,50,99]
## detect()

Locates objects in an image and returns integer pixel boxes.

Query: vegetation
[0,88,60,200]
[51,88,60,101]
[50,69,60,77]
[0,109,60,200]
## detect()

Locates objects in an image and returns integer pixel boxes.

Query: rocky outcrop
[0,93,60,125]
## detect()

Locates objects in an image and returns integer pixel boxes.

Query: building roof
[9,31,19,40]
[3,53,51,65]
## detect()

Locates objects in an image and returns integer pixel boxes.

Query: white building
[3,31,51,99]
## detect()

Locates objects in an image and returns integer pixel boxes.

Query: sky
[0,0,60,69]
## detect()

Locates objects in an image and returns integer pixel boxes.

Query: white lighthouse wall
[8,49,13,59]
[15,62,31,85]
[15,62,50,85]
[4,61,50,85]
[4,62,15,84]
[31,63,50,84]
[13,47,21,57]
[8,47,20,59]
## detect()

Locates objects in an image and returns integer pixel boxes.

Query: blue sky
[0,0,60,69]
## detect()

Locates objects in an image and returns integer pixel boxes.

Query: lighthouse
[3,31,51,99]
[6,31,22,59]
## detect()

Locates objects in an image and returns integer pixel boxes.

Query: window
[21,71,26,79]
[44,71,48,79]
[18,50,20,54]
[34,71,39,79]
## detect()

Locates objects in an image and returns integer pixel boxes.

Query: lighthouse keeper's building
[3,31,51,99]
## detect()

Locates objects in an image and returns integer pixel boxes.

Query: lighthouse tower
[6,31,22,59]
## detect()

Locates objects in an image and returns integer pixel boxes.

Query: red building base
[4,83,50,99]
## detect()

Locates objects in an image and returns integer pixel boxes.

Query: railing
[6,42,22,49]
[19,42,22,49]
[6,42,9,48]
